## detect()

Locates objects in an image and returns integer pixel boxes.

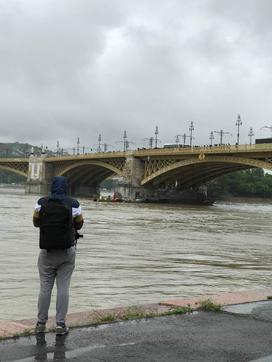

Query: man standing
[33,176,83,335]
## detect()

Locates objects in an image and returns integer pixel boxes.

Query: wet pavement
[1,301,272,361]
[224,300,272,321]
[2,290,272,361]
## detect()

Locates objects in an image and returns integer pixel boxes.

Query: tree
[208,169,272,198]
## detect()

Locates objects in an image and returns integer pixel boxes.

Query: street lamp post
[143,137,154,148]
[123,130,127,151]
[236,114,242,145]
[219,130,223,145]
[209,131,214,146]
[97,134,102,152]
[248,127,254,145]
[154,126,159,148]
[77,137,80,155]
[182,133,189,146]
[189,121,194,147]
[175,135,181,146]
[125,140,129,151]
[214,130,231,145]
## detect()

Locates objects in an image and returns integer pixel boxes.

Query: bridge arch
[57,160,124,178]
[0,165,27,178]
[141,156,272,186]
[56,160,123,196]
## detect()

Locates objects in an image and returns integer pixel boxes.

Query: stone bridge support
[25,155,53,195]
[25,154,149,200]
[11,143,272,199]
[117,154,149,201]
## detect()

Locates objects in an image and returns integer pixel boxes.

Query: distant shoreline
[216,195,272,204]
[0,183,24,189]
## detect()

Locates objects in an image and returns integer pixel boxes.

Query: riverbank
[216,195,272,204]
[0,183,24,189]
[1,289,272,340]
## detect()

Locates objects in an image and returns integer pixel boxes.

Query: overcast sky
[1,0,272,151]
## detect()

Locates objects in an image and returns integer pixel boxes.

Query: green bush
[209,169,272,198]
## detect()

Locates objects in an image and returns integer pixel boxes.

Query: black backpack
[39,198,74,250]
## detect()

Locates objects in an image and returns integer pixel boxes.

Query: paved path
[2,289,272,339]
[1,301,272,361]
[2,290,272,361]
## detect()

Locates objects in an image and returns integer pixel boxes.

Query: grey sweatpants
[37,247,75,324]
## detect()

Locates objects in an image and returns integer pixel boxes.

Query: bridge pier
[115,184,150,201]
[5,144,272,201]
[117,155,149,201]
[25,155,52,195]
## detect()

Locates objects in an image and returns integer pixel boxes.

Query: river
[0,187,272,320]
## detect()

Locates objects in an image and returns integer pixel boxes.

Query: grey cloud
[0,0,272,149]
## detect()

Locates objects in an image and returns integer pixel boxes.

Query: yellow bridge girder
[140,155,272,186]
[1,143,272,187]
[54,160,125,178]
[0,158,29,178]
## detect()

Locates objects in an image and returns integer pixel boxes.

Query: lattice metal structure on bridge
[143,158,180,179]
[3,143,272,191]
[140,154,272,186]
[47,156,126,177]
[0,158,29,177]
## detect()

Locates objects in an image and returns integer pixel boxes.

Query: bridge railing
[133,143,272,156]
[2,143,272,160]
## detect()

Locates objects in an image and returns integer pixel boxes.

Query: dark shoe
[55,323,69,336]
[35,322,46,334]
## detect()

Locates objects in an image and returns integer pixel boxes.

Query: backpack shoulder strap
[63,197,73,214]
[39,196,50,213]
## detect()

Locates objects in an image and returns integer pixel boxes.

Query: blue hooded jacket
[50,176,68,201]
[33,175,83,233]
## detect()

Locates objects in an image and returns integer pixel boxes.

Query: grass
[0,300,222,340]
[77,300,217,324]
[121,308,149,320]
[11,329,32,340]
[92,305,193,325]
[197,299,222,312]
[165,306,193,316]
[94,305,194,325]
[96,314,117,323]
[94,308,157,324]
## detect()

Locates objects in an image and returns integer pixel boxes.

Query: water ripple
[1,191,272,319]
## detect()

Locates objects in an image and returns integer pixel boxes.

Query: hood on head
[50,176,68,200]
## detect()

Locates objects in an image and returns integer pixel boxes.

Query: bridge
[1,143,272,199]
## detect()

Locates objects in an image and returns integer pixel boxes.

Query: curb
[160,289,272,308]
[0,304,171,340]
[1,289,272,340]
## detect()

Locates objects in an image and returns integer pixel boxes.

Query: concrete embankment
[1,289,272,339]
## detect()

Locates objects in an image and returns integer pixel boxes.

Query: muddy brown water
[1,187,272,320]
